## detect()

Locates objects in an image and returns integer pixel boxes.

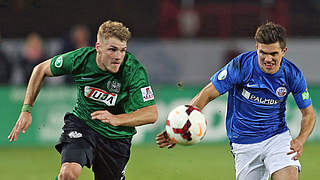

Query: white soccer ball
[166,105,207,145]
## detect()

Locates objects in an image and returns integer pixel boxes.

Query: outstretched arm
[189,82,221,110]
[288,104,316,160]
[8,59,53,142]
[91,104,158,127]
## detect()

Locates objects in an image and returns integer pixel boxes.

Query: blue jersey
[211,51,312,144]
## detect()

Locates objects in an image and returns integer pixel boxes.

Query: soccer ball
[166,105,207,145]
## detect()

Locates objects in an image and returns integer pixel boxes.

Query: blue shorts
[55,113,132,180]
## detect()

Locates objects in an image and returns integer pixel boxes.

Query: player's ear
[96,42,101,54]
[282,47,287,55]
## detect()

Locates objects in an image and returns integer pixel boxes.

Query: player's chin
[108,66,120,73]
[263,67,276,74]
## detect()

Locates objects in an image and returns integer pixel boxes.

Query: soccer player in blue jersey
[156,22,316,180]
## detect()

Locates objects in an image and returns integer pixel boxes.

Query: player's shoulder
[120,51,149,81]
[124,51,139,63]
[67,46,94,54]
[281,58,308,92]
[237,51,256,63]
[70,47,96,65]
[60,46,95,60]
[282,58,302,72]
[228,51,256,71]
[281,57,304,79]
[73,47,96,56]
[123,51,146,70]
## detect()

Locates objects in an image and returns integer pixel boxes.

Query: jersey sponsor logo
[84,86,117,106]
[68,131,82,138]
[218,69,227,80]
[107,80,121,93]
[276,87,287,97]
[55,56,63,68]
[141,86,154,102]
[242,89,281,105]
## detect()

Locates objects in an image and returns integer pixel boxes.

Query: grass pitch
[0,143,319,180]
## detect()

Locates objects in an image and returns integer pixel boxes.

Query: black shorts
[55,113,132,180]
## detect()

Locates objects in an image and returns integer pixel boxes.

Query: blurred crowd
[0,25,242,86]
[0,24,94,86]
[1,0,320,85]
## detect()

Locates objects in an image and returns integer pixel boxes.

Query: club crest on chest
[107,80,121,93]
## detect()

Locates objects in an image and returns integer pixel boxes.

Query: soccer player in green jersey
[8,20,158,180]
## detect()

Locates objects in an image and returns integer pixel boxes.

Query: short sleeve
[291,71,312,109]
[126,66,156,110]
[210,57,242,95]
[50,51,76,76]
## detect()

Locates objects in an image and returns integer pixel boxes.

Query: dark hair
[254,22,287,49]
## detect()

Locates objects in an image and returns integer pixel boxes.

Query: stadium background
[1,0,320,179]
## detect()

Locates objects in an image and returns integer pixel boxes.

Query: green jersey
[50,47,156,139]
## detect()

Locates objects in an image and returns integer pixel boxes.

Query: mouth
[111,61,121,65]
[264,62,275,69]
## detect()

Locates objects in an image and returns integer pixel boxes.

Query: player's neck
[96,55,107,71]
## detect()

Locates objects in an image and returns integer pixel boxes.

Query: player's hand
[8,112,32,142]
[91,110,121,126]
[287,138,303,160]
[155,131,176,149]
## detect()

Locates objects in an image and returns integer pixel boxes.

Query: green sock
[54,176,58,180]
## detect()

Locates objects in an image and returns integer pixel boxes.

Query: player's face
[96,37,127,73]
[256,42,287,74]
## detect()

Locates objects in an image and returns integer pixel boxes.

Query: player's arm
[22,59,54,105]
[288,104,316,160]
[8,59,53,142]
[189,82,221,110]
[296,105,316,144]
[190,57,240,110]
[91,104,158,127]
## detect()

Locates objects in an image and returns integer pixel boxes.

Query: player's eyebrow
[109,45,127,50]
[259,50,278,56]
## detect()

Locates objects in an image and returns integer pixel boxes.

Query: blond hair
[97,20,131,42]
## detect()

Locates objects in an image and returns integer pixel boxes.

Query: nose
[264,54,273,62]
[114,51,123,60]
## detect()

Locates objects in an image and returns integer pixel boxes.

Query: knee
[58,163,82,180]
